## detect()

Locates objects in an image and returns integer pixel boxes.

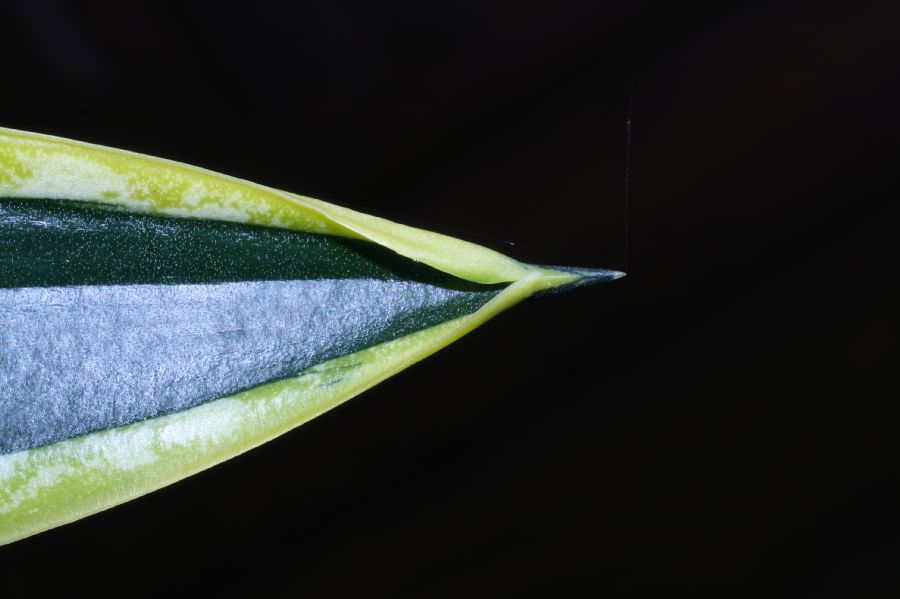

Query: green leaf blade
[0,126,619,544]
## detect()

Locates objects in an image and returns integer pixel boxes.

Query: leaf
[0,126,622,544]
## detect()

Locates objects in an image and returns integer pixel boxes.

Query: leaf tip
[531,266,625,298]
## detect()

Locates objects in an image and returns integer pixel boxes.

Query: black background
[3,1,900,596]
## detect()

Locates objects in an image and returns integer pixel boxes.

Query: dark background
[2,0,900,596]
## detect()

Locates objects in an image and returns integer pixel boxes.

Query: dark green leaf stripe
[0,198,498,290]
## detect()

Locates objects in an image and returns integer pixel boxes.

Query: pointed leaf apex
[531,266,626,298]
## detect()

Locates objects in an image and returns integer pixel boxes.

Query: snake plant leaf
[0,126,622,545]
